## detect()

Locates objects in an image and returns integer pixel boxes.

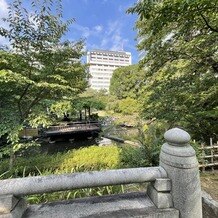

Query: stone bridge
[0,128,202,218]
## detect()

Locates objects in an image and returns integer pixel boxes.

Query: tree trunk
[79,111,82,121]
[85,108,87,120]
[88,107,91,120]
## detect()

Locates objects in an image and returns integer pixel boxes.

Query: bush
[60,145,120,172]
[0,145,120,178]
[119,146,149,168]
[119,121,169,168]
[0,144,123,205]
[118,97,141,115]
[0,153,65,178]
[0,145,122,204]
[27,185,125,204]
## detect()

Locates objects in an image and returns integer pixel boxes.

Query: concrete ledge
[202,191,218,218]
[23,192,179,218]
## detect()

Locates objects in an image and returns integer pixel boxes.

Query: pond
[17,117,139,156]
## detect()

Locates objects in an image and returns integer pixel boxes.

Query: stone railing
[0,128,202,218]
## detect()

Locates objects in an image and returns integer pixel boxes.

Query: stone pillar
[160,128,202,218]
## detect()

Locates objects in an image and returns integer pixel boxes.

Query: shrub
[119,121,169,168]
[60,145,120,172]
[119,146,150,168]
[0,153,64,178]
[27,185,125,204]
[118,97,141,115]
[0,145,120,178]
[0,145,122,204]
[137,121,168,166]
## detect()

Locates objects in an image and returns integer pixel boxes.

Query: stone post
[160,128,202,218]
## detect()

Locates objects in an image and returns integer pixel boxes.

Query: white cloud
[111,35,129,51]
[0,0,9,47]
[99,20,129,51]
[0,0,8,18]
[72,23,103,38]
[94,25,103,33]
[71,24,90,38]
[100,38,108,48]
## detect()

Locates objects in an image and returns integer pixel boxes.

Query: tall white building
[87,49,132,90]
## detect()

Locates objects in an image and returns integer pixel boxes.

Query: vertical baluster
[210,138,214,172]
[202,143,205,173]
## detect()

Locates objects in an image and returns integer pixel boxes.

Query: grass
[0,145,120,178]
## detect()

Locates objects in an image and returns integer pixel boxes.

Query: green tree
[110,64,145,100]
[128,0,218,142]
[50,100,74,119]
[118,97,141,115]
[0,0,88,164]
[80,88,108,107]
[73,94,106,121]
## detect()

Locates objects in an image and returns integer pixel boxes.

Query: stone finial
[164,128,191,146]
[161,128,202,218]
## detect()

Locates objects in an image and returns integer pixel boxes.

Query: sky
[0,0,139,63]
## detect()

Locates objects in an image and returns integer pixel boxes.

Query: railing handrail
[0,166,167,196]
[47,123,100,131]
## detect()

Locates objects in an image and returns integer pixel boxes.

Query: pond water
[38,137,113,154]
[39,138,96,154]
[20,117,139,156]
[35,126,138,155]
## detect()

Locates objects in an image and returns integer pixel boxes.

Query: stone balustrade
[0,128,202,218]
[0,167,167,196]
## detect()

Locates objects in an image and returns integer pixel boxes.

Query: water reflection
[39,138,98,154]
[38,136,114,154]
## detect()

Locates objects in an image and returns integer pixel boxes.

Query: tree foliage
[109,65,144,115]
[72,89,106,120]
[78,88,107,110]
[110,64,146,100]
[128,0,218,141]
[117,97,141,115]
[50,100,74,118]
[0,0,88,149]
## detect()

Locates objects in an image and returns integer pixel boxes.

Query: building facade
[87,49,132,90]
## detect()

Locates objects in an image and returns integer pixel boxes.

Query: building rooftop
[88,49,131,55]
